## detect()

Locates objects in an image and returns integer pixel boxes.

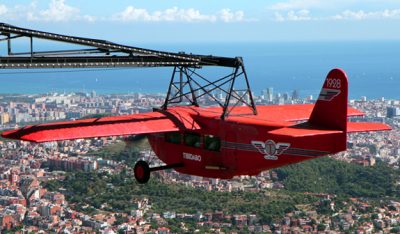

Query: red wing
[1,111,199,143]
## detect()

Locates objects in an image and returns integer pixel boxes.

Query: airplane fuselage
[147,106,346,179]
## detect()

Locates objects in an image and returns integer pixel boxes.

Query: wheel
[134,160,150,184]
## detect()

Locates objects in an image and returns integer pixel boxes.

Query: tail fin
[309,68,348,131]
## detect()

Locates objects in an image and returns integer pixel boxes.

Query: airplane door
[222,124,238,171]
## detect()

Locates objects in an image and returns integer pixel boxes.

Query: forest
[45,155,400,225]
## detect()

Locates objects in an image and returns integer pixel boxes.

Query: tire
[134,160,150,184]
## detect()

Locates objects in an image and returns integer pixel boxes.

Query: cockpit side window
[184,133,201,148]
[165,132,181,144]
[204,135,221,152]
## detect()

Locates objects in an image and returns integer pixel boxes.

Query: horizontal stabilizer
[347,122,391,133]
[1,111,199,142]
[248,105,363,122]
[269,122,391,137]
[225,105,364,126]
[347,107,365,117]
[268,126,343,138]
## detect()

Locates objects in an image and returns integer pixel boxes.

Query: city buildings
[0,91,399,233]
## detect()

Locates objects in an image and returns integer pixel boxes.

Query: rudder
[309,68,348,131]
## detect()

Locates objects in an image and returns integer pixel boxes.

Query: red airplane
[1,68,391,183]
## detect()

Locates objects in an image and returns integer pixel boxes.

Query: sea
[0,41,399,99]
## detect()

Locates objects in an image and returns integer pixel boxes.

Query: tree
[317,223,326,231]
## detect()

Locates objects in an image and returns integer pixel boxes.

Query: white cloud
[113,6,216,22]
[269,0,322,11]
[0,3,30,21]
[82,15,96,22]
[273,8,400,21]
[0,0,95,22]
[1,1,248,24]
[332,9,400,20]
[268,0,400,11]
[274,9,313,21]
[38,0,80,21]
[113,6,248,23]
[0,4,8,16]
[35,0,98,22]
[219,9,245,22]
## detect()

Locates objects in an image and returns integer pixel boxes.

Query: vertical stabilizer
[309,68,348,131]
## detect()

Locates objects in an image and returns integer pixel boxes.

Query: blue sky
[0,0,400,42]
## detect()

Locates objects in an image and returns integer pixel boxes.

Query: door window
[204,135,221,151]
[184,133,201,148]
[165,132,181,144]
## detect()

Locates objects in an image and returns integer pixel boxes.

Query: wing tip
[1,129,17,139]
[1,128,43,143]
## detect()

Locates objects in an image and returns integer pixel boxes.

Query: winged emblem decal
[251,140,290,160]
[318,88,341,101]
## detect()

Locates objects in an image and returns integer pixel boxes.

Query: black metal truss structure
[0,22,257,118]
[162,60,257,119]
[0,23,238,68]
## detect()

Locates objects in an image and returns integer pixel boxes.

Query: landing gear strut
[133,161,184,184]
